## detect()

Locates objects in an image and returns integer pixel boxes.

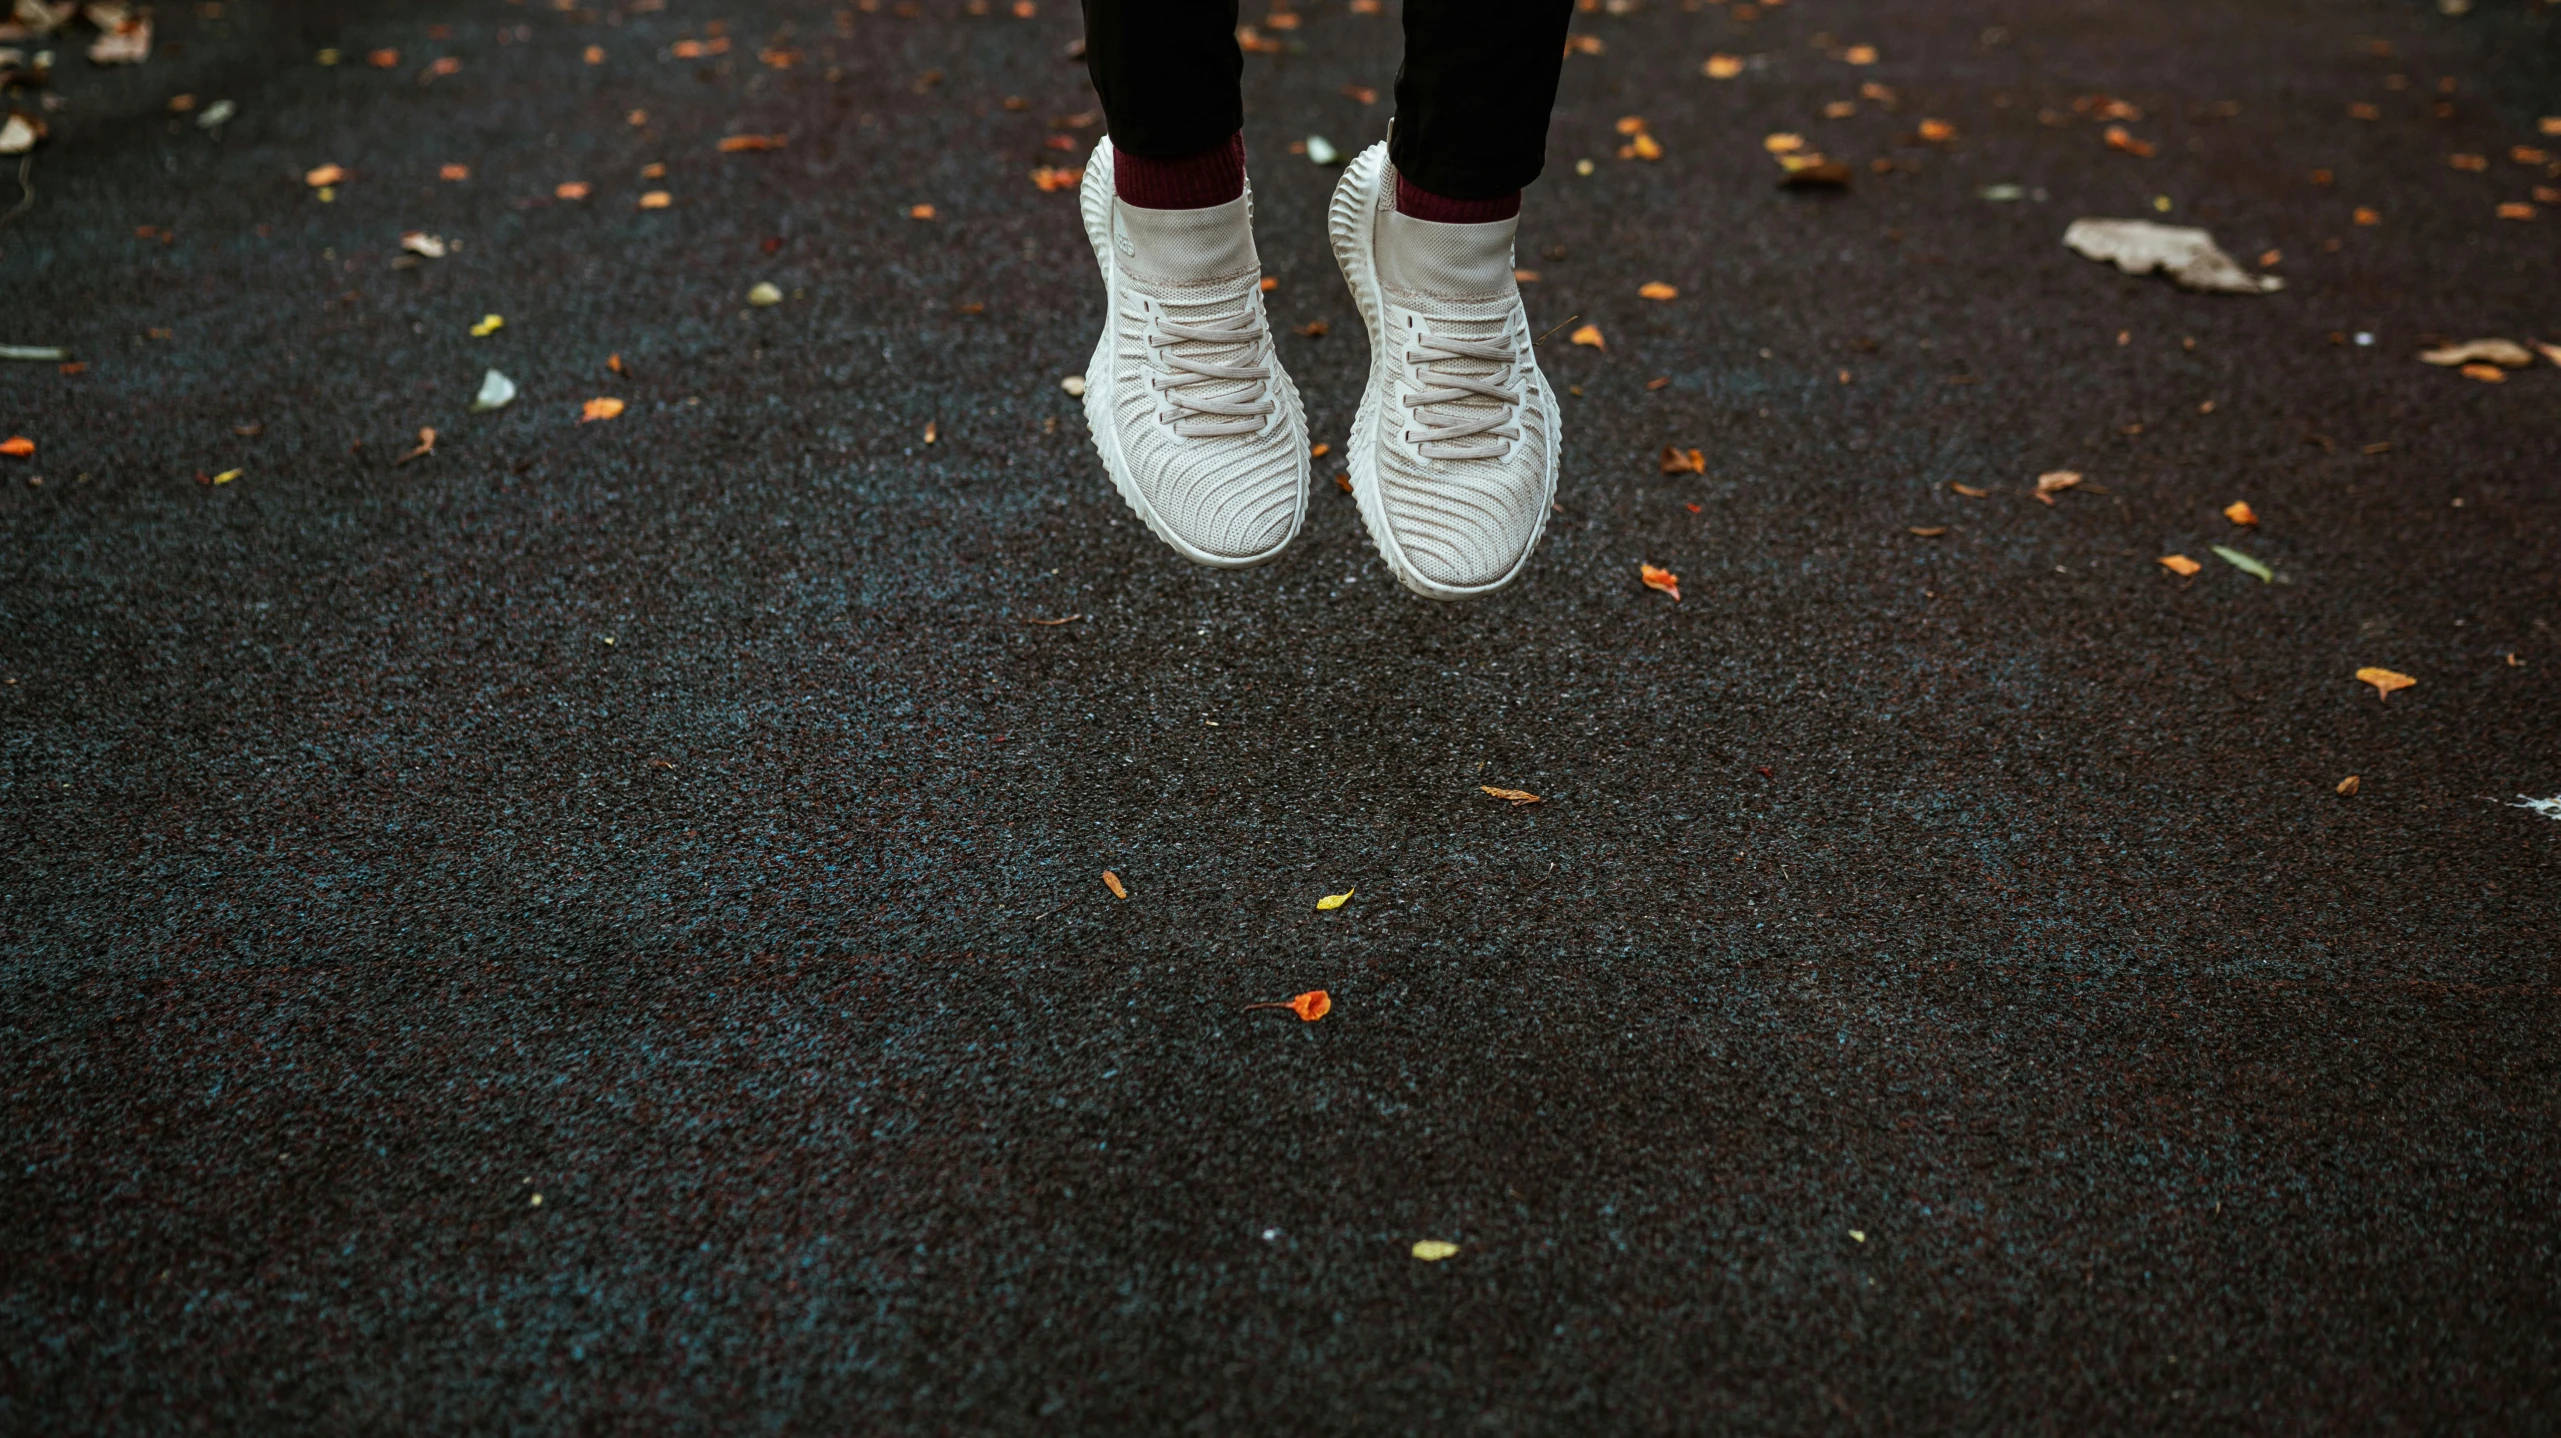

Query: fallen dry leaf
[1763,132,1805,154]
[2158,553,2202,575]
[2355,666,2416,701]
[1411,1239,1460,1261]
[304,163,345,188]
[1639,563,1681,601]
[2223,500,2258,525]
[1315,888,1354,911]
[2536,341,2561,367]
[2451,152,2489,171]
[1704,53,1743,79]
[1480,786,1543,806]
[394,427,437,464]
[747,282,783,305]
[1908,525,1948,537]
[718,133,788,153]
[1242,989,1332,1021]
[1568,34,1604,56]
[0,435,32,457]
[581,397,626,422]
[1623,132,1663,161]
[1030,165,1082,192]
[400,231,447,258]
[1917,118,1958,143]
[2103,125,2156,157]
[367,47,400,68]
[1102,869,1127,898]
[1638,281,1678,301]
[2353,206,2381,226]
[1024,613,1084,626]
[2063,219,2283,293]
[470,313,504,336]
[1659,446,1705,475]
[554,181,591,201]
[2032,469,2083,505]
[1949,482,1988,497]
[908,203,937,220]
[2461,363,2507,383]
[2336,775,2361,796]
[439,163,469,181]
[1569,324,1605,351]
[2495,202,2537,220]
[638,190,672,209]
[1293,320,1330,338]
[2419,337,2533,367]
[1844,44,1878,65]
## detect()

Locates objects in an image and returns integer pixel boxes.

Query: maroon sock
[1395,172,1521,224]
[1114,133,1246,209]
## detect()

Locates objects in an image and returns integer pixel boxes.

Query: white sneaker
[1078,138,1309,568]
[1327,141,1560,600]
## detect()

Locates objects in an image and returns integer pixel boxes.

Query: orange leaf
[2223,500,2258,526]
[638,190,672,209]
[2158,553,2202,576]
[718,133,788,153]
[1763,132,1805,154]
[366,48,400,68]
[1289,990,1331,1022]
[2460,363,2507,383]
[1030,165,1083,192]
[1908,525,1947,538]
[303,163,346,188]
[2103,125,2155,157]
[1638,281,1678,301]
[2355,667,2416,700]
[554,181,592,201]
[1102,869,1127,899]
[2336,775,2361,796]
[1917,118,1957,143]
[0,435,32,457]
[1569,324,1605,351]
[1658,445,1705,475]
[1703,53,1743,79]
[1639,563,1681,601]
[581,397,626,423]
[438,163,470,181]
[1480,785,1543,806]
[2353,206,2381,226]
[909,203,938,220]
[1843,44,1878,65]
[1949,482,1988,497]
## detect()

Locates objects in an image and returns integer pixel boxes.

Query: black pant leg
[1389,0,1575,198]
[1079,0,1245,159]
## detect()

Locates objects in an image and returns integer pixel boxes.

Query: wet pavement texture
[3,0,2558,1430]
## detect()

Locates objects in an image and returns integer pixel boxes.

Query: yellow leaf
[1637,281,1679,301]
[1703,53,1743,79]
[1411,1240,1460,1261]
[1763,132,1805,154]
[1628,132,1662,161]
[1102,869,1127,899]
[1480,786,1543,805]
[1843,44,1878,65]
[1569,324,1605,351]
[210,468,242,484]
[1614,115,1648,136]
[470,313,504,337]
[2355,667,2416,700]
[638,190,672,209]
[1316,887,1354,911]
[581,397,626,422]
[2158,554,2202,575]
[2223,500,2258,526]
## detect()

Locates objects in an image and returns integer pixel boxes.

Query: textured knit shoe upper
[1082,142,1307,566]
[1333,147,1556,596]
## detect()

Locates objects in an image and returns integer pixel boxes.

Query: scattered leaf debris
[2355,667,2416,700]
[1639,563,1681,601]
[1315,888,1354,912]
[1480,786,1543,806]
[1102,869,1127,898]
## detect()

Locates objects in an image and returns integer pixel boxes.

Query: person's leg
[1388,0,1576,216]
[1325,0,1571,599]
[1072,0,1310,569]
[1080,0,1248,207]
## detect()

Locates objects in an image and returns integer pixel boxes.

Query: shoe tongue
[1116,194,1258,284]
[1379,209,1518,298]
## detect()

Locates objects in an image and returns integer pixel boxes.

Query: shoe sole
[1327,141,1560,602]
[1079,140,1308,570]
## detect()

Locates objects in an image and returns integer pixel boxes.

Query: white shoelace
[1145,300,1277,439]
[1398,320,1523,461]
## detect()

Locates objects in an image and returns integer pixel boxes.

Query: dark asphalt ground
[5,0,2559,1431]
